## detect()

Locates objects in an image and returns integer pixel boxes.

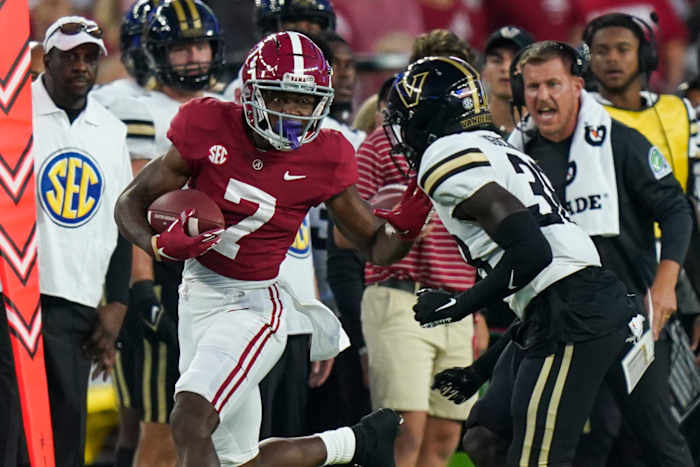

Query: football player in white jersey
[381,56,689,466]
[91,0,157,109]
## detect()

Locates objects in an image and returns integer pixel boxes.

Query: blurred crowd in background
[18,0,700,466]
[27,0,700,108]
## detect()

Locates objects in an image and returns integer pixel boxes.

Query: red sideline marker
[0,1,55,465]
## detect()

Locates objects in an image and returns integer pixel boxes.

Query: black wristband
[130,279,157,303]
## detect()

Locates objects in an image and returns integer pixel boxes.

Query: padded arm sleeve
[454,210,553,317]
[105,233,132,306]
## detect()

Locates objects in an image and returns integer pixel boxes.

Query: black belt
[376,278,419,293]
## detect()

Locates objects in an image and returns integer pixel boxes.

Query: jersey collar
[32,75,103,126]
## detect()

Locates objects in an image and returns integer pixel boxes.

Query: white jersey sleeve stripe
[421,148,490,197]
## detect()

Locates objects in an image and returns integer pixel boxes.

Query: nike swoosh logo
[508,270,517,290]
[435,298,457,312]
[283,170,306,181]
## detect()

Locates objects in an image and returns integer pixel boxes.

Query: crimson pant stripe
[214,286,284,412]
[270,284,283,332]
[210,286,278,407]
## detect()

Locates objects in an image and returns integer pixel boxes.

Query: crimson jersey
[167,97,358,281]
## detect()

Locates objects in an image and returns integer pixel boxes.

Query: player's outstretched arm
[414,182,553,327]
[326,185,413,266]
[115,145,192,256]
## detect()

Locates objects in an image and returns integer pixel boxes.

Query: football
[369,183,407,211]
[147,189,225,236]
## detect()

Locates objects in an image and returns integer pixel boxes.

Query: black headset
[582,12,659,75]
[509,41,589,109]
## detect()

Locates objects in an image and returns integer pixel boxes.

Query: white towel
[278,279,350,361]
[508,90,620,237]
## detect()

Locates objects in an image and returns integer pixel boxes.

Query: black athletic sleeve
[615,122,692,265]
[453,210,553,317]
[105,233,132,306]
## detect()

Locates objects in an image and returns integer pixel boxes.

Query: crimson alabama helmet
[240,31,334,151]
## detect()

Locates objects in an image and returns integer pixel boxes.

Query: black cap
[484,26,535,55]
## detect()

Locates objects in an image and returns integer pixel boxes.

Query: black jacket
[527,119,693,295]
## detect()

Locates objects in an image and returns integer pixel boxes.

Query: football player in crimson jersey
[116,31,430,467]
[105,1,227,466]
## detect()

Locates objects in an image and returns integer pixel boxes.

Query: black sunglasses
[47,22,103,40]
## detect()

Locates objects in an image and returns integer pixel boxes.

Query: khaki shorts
[362,284,477,420]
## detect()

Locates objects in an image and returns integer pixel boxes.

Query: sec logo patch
[287,216,311,258]
[208,145,228,165]
[38,149,104,227]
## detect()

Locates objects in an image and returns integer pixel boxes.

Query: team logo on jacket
[208,145,228,165]
[287,216,311,258]
[648,146,672,180]
[37,149,104,227]
[584,125,606,146]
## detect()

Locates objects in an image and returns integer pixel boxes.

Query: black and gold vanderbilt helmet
[384,56,492,168]
[144,0,224,91]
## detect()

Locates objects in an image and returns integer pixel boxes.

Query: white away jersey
[418,130,601,317]
[108,90,186,160]
[91,78,148,109]
[110,90,223,161]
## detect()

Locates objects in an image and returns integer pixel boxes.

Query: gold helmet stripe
[184,0,202,30]
[433,56,482,114]
[170,0,189,31]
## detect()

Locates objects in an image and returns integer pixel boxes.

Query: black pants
[603,336,690,467]
[114,261,181,424]
[472,329,692,467]
[259,333,310,438]
[41,295,96,467]
[509,329,629,466]
[468,268,693,466]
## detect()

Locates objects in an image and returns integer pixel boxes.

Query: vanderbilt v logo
[397,71,429,108]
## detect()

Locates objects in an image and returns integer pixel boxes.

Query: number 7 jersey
[417,130,601,317]
[167,97,358,281]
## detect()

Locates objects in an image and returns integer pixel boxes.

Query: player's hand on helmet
[432,365,486,404]
[129,280,177,343]
[152,209,223,262]
[374,177,433,241]
[414,288,470,328]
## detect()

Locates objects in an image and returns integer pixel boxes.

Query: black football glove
[129,280,177,342]
[413,288,471,328]
[432,365,487,404]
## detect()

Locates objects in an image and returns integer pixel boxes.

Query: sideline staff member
[508,40,693,466]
